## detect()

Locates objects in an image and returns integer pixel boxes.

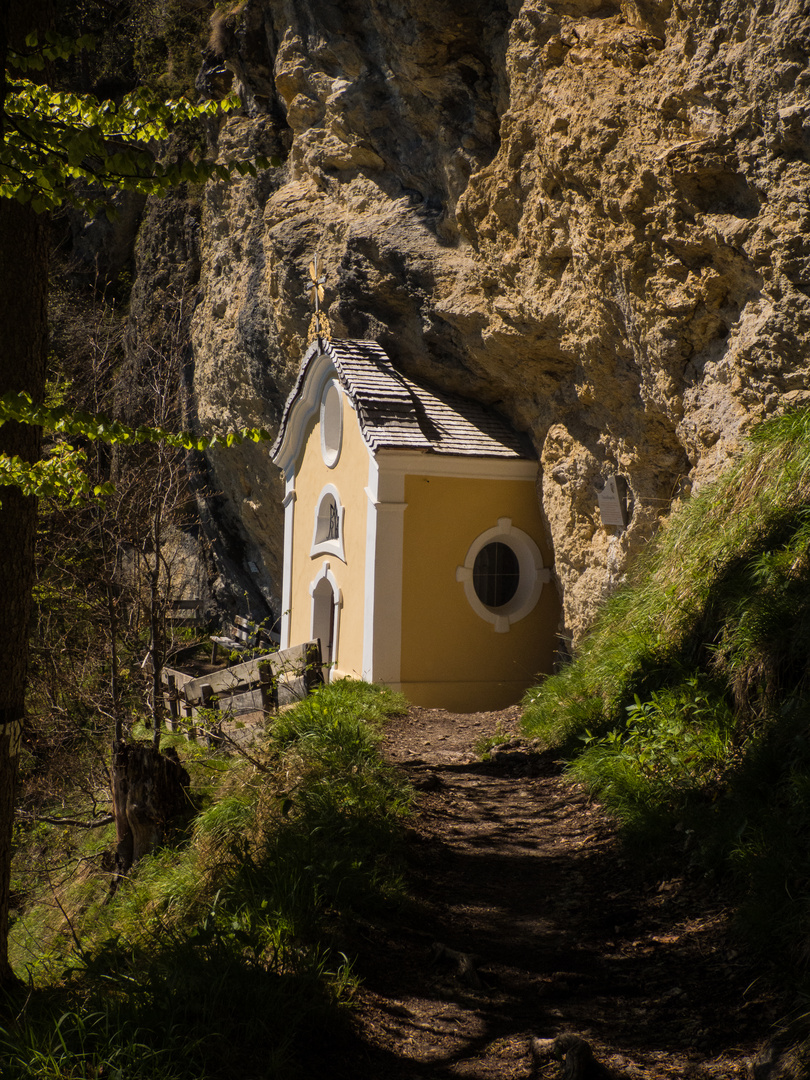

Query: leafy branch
[0,393,273,503]
[2,32,279,214]
[0,445,114,504]
[0,392,272,451]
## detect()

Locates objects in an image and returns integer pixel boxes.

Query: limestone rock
[130,0,810,643]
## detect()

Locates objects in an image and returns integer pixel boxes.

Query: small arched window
[315,494,340,544]
[311,484,346,562]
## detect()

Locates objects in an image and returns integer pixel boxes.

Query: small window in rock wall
[311,484,345,561]
[320,380,343,467]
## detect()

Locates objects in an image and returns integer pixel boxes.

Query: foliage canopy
[1,31,271,214]
[0,31,278,501]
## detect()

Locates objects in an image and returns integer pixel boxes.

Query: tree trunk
[110,742,190,882]
[149,505,164,749]
[0,198,48,987]
[106,579,122,743]
[0,0,51,992]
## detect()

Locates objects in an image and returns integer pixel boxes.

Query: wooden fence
[162,640,323,728]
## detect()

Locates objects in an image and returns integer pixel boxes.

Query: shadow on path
[341,710,776,1080]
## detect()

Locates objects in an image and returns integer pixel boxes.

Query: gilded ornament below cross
[306,254,332,341]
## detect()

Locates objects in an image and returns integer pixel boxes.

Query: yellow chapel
[271,338,559,711]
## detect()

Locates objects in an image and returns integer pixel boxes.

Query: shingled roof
[272,338,534,460]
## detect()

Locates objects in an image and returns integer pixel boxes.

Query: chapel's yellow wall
[288,391,369,678]
[400,474,559,711]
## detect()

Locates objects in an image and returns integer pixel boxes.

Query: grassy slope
[4,681,409,1079]
[522,409,810,992]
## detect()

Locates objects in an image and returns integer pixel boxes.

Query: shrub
[6,681,410,1079]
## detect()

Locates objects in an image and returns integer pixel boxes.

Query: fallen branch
[194,721,273,774]
[17,810,114,829]
[45,862,87,960]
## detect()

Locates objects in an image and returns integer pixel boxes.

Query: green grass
[6,680,411,1079]
[524,410,810,742]
[568,674,735,844]
[474,720,511,760]
[522,408,810,977]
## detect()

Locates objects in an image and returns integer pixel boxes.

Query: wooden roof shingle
[273,339,534,461]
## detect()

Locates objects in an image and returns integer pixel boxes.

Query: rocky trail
[340,707,782,1080]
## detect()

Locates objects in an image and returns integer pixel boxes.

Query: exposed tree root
[530,1034,614,1080]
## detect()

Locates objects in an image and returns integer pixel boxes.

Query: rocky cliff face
[159,0,810,643]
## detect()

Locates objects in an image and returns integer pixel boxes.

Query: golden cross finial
[306,254,331,341]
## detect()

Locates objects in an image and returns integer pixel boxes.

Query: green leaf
[1,59,261,215]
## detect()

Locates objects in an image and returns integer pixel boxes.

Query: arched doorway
[310,565,341,678]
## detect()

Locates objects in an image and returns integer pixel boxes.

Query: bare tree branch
[17,810,113,829]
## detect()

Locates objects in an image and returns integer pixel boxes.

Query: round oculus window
[320,381,343,467]
[472,541,520,609]
[456,519,550,632]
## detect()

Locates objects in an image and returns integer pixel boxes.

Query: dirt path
[344,706,781,1079]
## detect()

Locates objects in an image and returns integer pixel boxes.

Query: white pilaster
[362,456,406,686]
[279,476,296,649]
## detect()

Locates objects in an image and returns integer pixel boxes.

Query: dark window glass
[315,495,339,544]
[327,500,339,540]
[473,542,520,608]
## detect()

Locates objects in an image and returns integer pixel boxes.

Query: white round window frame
[320,380,343,468]
[456,518,549,633]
